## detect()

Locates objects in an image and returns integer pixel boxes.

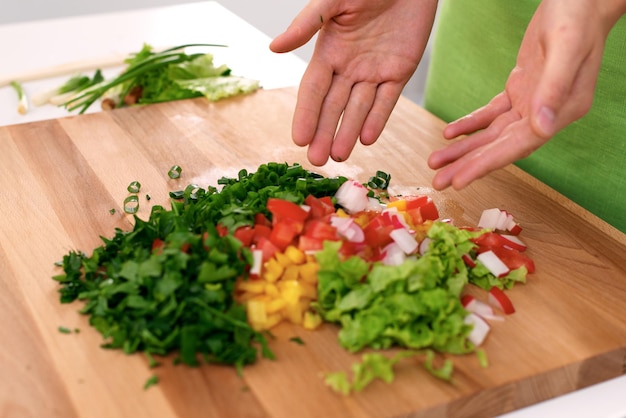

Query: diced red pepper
[267,198,310,223]
[404,195,439,221]
[252,224,272,244]
[233,225,255,247]
[254,212,272,227]
[298,235,325,252]
[151,238,165,255]
[215,224,229,237]
[304,194,336,219]
[304,218,338,241]
[255,237,280,262]
[269,218,301,250]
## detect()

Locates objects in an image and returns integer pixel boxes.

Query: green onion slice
[123,195,140,214]
[127,181,141,193]
[168,165,182,179]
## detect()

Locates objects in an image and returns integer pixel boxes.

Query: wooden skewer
[0,54,127,88]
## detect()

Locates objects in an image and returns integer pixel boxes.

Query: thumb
[270,1,329,53]
[531,33,586,138]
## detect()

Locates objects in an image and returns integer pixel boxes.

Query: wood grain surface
[1,87,625,418]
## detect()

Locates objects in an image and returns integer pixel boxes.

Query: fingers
[530,23,587,138]
[359,82,404,146]
[304,72,353,165]
[292,59,333,149]
[270,0,330,53]
[432,120,545,190]
[429,108,518,170]
[443,92,511,139]
[330,82,378,162]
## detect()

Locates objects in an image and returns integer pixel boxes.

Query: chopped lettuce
[175,76,260,102]
[313,222,483,355]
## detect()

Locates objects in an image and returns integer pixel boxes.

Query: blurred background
[1,0,433,104]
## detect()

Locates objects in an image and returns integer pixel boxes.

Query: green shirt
[424,0,626,233]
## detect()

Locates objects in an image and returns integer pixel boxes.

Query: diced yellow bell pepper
[265,282,280,297]
[386,199,407,211]
[274,251,293,268]
[279,280,302,305]
[265,313,283,329]
[237,280,266,294]
[284,245,306,265]
[263,258,285,282]
[298,262,319,284]
[282,265,300,282]
[247,299,267,328]
[266,298,287,314]
[303,311,323,330]
[284,302,304,325]
[298,282,317,299]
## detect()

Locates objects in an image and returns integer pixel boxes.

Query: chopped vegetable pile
[52,162,535,391]
[33,43,260,115]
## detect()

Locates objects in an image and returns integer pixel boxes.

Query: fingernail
[536,106,555,137]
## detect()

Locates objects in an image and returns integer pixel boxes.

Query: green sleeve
[424,0,626,233]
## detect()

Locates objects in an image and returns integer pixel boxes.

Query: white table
[0,1,306,126]
[0,2,625,416]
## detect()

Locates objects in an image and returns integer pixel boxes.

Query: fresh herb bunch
[62,43,260,113]
[52,163,347,370]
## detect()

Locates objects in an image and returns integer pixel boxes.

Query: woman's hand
[271,0,438,165]
[428,0,625,190]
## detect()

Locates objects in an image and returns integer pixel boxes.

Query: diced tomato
[405,208,423,226]
[233,225,255,247]
[362,214,395,248]
[215,224,229,237]
[298,235,325,252]
[269,219,301,250]
[339,240,361,258]
[267,198,309,223]
[304,219,338,241]
[304,194,336,219]
[255,237,279,262]
[364,224,394,249]
[492,246,536,273]
[252,224,272,244]
[404,195,439,221]
[473,231,506,252]
[151,238,165,255]
[254,212,272,227]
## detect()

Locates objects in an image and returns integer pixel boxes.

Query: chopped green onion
[143,375,159,390]
[58,326,72,334]
[127,181,141,193]
[109,208,116,215]
[168,165,182,179]
[289,337,305,345]
[146,194,151,201]
[10,81,28,115]
[123,195,139,214]
[169,190,184,199]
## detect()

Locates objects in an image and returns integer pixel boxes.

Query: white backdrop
[1,0,431,104]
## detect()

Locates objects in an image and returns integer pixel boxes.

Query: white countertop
[0,1,306,126]
[0,2,624,416]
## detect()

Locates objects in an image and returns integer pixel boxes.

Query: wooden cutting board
[1,87,624,418]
